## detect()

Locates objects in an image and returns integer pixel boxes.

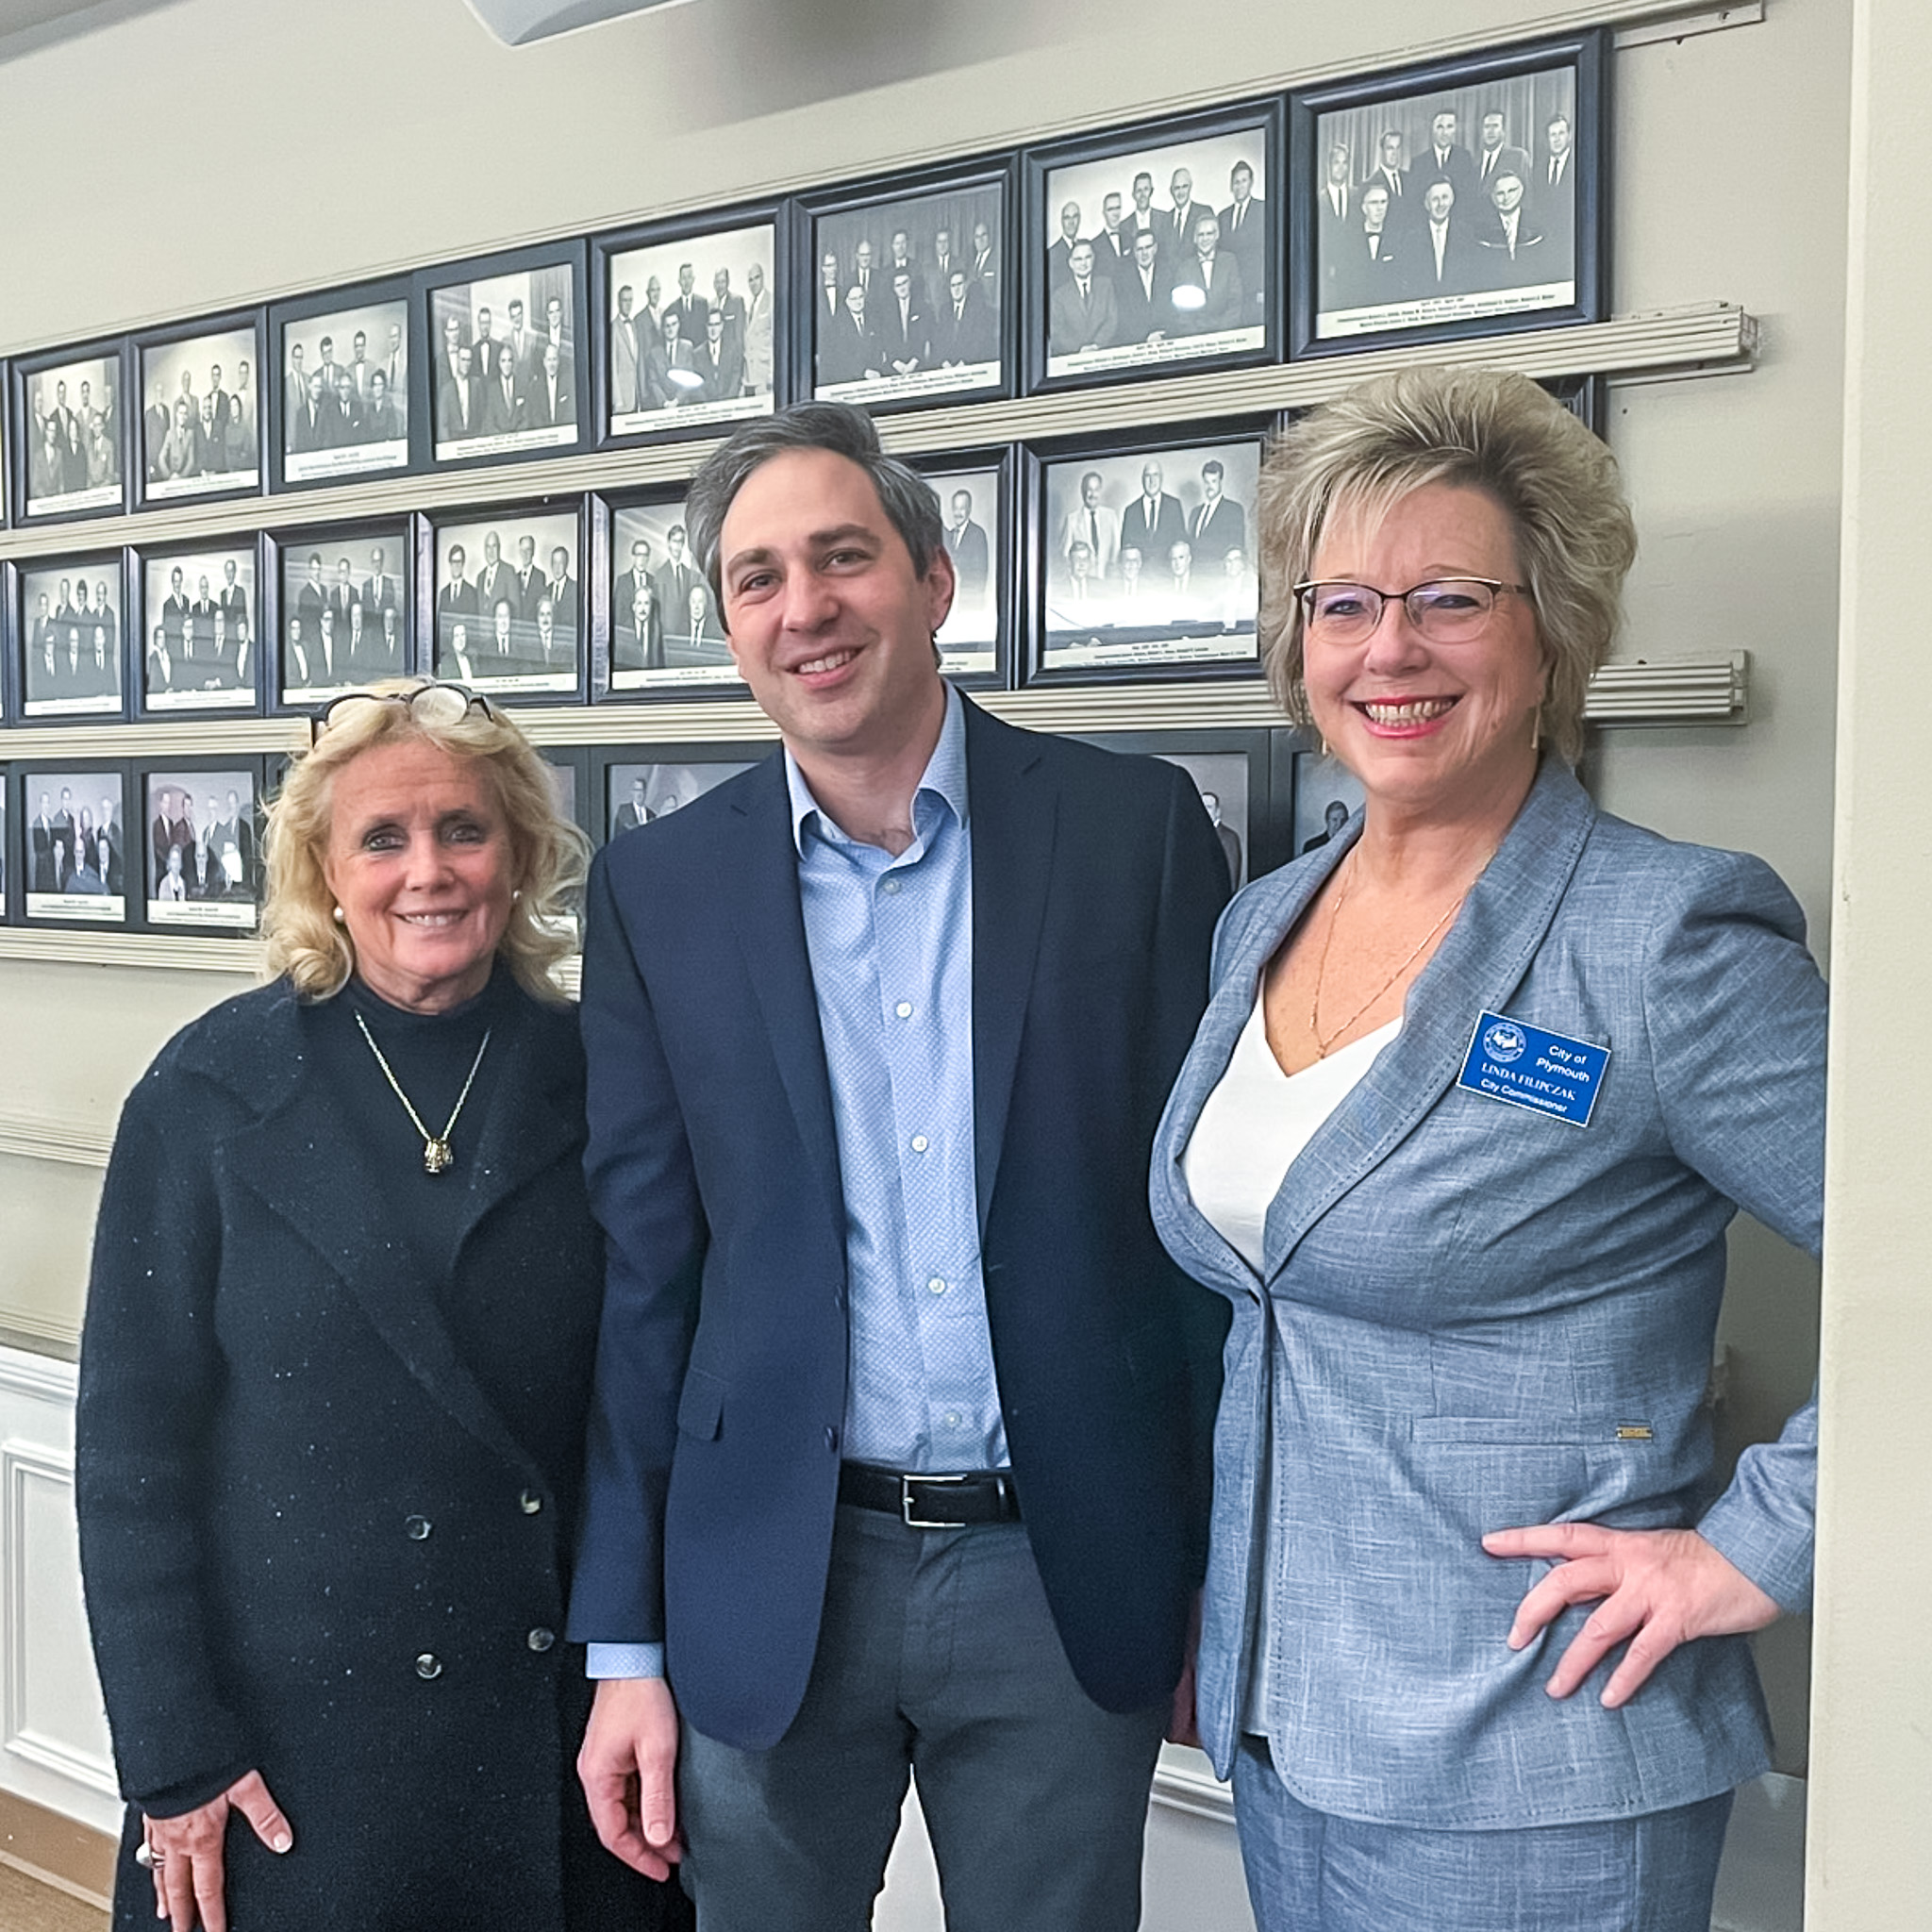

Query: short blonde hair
[1256,366,1637,764]
[261,680,586,1002]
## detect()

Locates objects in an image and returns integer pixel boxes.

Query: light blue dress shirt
[591,688,1000,1681]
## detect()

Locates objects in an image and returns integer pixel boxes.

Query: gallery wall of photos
[0,28,1626,943]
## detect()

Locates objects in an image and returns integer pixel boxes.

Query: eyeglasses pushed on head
[308,681,499,749]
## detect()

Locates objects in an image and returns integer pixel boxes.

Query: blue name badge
[1456,1012,1610,1127]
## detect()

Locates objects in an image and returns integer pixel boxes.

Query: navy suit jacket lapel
[963,700,1055,1235]
[729,753,845,1241]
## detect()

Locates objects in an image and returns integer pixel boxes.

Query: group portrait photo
[277,297,410,486]
[18,559,125,719]
[608,499,738,692]
[140,324,261,502]
[278,526,410,705]
[433,508,583,696]
[605,221,778,436]
[427,260,582,463]
[22,768,126,923]
[140,547,258,713]
[19,355,123,519]
[143,767,261,929]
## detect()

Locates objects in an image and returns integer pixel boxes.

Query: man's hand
[1482,1522,1780,1707]
[577,1675,683,1880]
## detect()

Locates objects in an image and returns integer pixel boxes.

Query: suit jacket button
[405,1514,432,1541]
[519,1490,543,1515]
[527,1627,556,1653]
[415,1653,442,1679]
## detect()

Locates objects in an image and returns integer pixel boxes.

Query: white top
[1182,995,1399,1273]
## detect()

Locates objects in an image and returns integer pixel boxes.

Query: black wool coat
[76,976,688,1931]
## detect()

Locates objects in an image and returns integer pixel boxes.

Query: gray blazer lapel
[1258,758,1598,1275]
[728,759,845,1241]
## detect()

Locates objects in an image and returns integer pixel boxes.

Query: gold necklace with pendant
[354,1012,491,1175]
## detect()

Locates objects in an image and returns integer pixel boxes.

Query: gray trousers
[678,1502,1168,1932]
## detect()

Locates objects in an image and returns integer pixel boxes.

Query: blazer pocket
[1410,1416,1646,1446]
[675,1365,727,1441]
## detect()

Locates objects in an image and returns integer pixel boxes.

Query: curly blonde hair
[260,680,586,1002]
[1256,366,1638,764]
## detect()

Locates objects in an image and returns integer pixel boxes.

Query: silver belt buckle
[901,1471,969,1529]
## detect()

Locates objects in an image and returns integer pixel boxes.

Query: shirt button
[415,1653,442,1680]
[882,878,902,895]
[895,1001,913,1019]
[527,1627,557,1653]
[519,1491,543,1515]
[927,1275,947,1295]
[944,1411,960,1427]
[404,1514,431,1541]
[910,1134,929,1153]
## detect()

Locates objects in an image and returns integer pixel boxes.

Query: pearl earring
[332,906,345,924]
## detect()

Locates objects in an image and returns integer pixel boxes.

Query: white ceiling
[0,0,177,62]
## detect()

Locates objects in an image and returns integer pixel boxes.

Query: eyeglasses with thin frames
[308,682,500,749]
[1293,577,1531,647]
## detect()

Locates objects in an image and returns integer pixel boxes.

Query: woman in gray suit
[1152,367,1824,1931]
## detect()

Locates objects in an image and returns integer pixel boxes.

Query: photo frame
[17,762,130,926]
[418,242,588,470]
[135,312,264,508]
[1291,747,1365,856]
[595,745,766,847]
[801,161,1012,414]
[137,538,264,717]
[1290,30,1607,357]
[1070,726,1292,891]
[1027,425,1269,684]
[16,552,129,723]
[138,758,266,935]
[10,341,127,525]
[272,520,414,708]
[912,449,1012,685]
[594,208,783,443]
[599,490,742,699]
[270,279,416,491]
[427,500,587,702]
[0,769,9,920]
[1026,102,1279,391]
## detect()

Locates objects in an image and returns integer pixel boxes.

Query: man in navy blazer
[569,399,1228,1928]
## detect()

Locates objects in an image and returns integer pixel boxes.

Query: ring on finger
[134,1841,167,1870]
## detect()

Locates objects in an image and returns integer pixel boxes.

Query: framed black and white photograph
[598,212,780,440]
[17,555,127,721]
[604,493,741,696]
[137,316,263,506]
[275,522,412,707]
[1073,726,1290,891]
[1292,748,1365,855]
[430,503,586,700]
[1027,104,1277,391]
[272,283,412,489]
[540,747,591,945]
[139,541,260,715]
[19,765,128,925]
[421,243,587,467]
[142,764,263,933]
[12,344,125,524]
[0,779,8,920]
[804,165,1009,412]
[1030,428,1266,681]
[914,454,1008,684]
[599,751,761,845]
[1291,30,1606,356]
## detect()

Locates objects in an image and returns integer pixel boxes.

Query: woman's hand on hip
[142,1768,292,1932]
[1481,1522,1780,1707]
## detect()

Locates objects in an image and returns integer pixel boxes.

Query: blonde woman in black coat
[77,681,692,1932]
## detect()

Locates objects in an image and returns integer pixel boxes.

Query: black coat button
[519,1490,542,1515]
[405,1515,431,1541]
[527,1627,556,1653]
[415,1653,442,1679]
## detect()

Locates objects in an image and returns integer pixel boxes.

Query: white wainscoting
[0,1346,119,1838]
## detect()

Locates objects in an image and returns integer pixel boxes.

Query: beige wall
[0,0,1847,1790]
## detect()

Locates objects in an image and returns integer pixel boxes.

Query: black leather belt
[838,1462,1022,1528]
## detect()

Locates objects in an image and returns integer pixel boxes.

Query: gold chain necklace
[1307,858,1473,1058]
[354,1012,492,1175]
